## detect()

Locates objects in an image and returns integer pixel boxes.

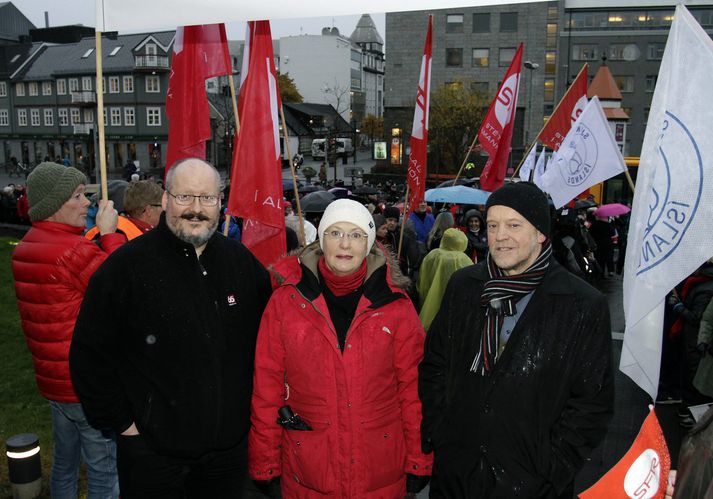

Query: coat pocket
[281,421,335,494]
[361,412,406,492]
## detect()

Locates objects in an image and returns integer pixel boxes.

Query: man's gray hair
[165,158,221,192]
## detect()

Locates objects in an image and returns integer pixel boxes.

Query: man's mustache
[180,212,210,222]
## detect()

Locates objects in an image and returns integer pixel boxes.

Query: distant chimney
[44,11,49,28]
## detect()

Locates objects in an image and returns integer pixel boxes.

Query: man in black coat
[419,182,614,499]
[70,158,272,498]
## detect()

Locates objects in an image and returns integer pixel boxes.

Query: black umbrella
[277,405,312,431]
[435,178,477,188]
[574,199,597,210]
[297,184,324,194]
[300,191,335,212]
[353,185,380,195]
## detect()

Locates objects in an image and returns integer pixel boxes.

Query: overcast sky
[16,0,386,42]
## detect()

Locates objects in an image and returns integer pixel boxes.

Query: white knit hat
[318,199,375,250]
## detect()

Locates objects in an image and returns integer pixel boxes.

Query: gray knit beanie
[27,162,87,222]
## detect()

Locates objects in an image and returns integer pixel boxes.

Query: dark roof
[0,2,36,43]
[350,14,383,46]
[284,102,351,134]
[0,41,37,77]
[12,30,175,80]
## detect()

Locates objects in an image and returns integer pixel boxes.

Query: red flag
[407,15,432,212]
[579,408,670,499]
[539,64,588,151]
[165,24,231,174]
[227,21,285,267]
[478,43,523,192]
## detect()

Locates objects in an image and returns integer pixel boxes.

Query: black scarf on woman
[470,243,553,374]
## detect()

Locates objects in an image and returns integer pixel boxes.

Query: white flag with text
[540,96,626,208]
[533,147,547,189]
[518,145,537,181]
[621,5,713,401]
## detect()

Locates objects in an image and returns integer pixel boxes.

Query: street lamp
[523,60,539,145]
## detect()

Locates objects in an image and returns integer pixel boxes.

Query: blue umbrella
[425,185,490,205]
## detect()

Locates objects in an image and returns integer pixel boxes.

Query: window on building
[615,75,635,93]
[43,108,53,126]
[472,48,489,67]
[110,107,121,126]
[30,109,40,126]
[147,107,161,126]
[499,47,516,66]
[692,9,713,27]
[83,109,94,123]
[445,81,463,90]
[645,75,657,92]
[18,109,27,126]
[123,76,134,93]
[545,51,556,75]
[0,82,6,97]
[570,11,607,29]
[103,108,107,126]
[546,23,557,48]
[548,6,558,20]
[28,82,38,96]
[82,76,92,91]
[109,76,120,93]
[16,82,25,97]
[446,48,463,67]
[0,109,8,126]
[102,77,106,93]
[648,10,674,27]
[647,43,665,60]
[71,108,80,124]
[109,46,122,57]
[57,79,66,95]
[81,48,94,59]
[471,81,489,93]
[446,14,464,33]
[42,81,52,96]
[69,78,79,92]
[572,44,599,61]
[544,79,555,102]
[500,12,518,32]
[146,76,160,93]
[124,107,135,126]
[58,108,68,126]
[472,12,490,33]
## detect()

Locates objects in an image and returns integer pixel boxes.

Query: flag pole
[279,105,306,245]
[624,169,636,193]
[510,63,589,180]
[397,183,410,260]
[95,32,108,200]
[452,134,479,185]
[223,70,241,237]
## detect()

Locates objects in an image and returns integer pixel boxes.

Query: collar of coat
[154,212,221,258]
[275,241,410,307]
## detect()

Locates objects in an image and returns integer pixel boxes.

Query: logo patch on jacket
[227,295,237,306]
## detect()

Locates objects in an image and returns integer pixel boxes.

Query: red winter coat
[249,243,432,498]
[12,221,126,402]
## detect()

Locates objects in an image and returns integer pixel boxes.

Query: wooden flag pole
[452,134,479,185]
[397,183,410,260]
[223,71,241,237]
[279,105,306,245]
[510,63,589,181]
[95,32,108,200]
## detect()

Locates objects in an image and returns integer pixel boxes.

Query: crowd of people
[7,159,712,498]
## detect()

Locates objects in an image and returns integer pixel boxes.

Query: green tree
[361,114,384,144]
[278,72,303,103]
[429,81,490,172]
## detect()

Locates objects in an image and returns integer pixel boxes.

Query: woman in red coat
[249,199,432,498]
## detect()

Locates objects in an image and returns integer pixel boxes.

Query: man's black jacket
[70,217,271,458]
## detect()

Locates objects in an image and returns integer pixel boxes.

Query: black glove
[406,473,430,494]
[253,477,281,498]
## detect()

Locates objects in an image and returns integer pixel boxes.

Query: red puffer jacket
[249,242,432,498]
[12,221,125,403]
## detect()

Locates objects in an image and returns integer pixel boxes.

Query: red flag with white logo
[539,64,589,151]
[227,21,285,267]
[165,24,231,174]
[478,43,523,192]
[407,15,432,211]
[579,407,670,499]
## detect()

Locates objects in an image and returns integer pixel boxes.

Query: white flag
[533,147,547,189]
[518,145,537,181]
[621,5,713,401]
[540,96,626,208]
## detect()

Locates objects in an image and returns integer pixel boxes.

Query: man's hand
[665,469,676,499]
[95,199,119,235]
[121,422,140,436]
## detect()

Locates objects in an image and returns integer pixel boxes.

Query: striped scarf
[470,243,552,374]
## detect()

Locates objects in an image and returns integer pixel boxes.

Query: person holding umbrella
[249,199,432,497]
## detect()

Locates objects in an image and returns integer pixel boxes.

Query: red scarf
[669,275,713,339]
[318,256,367,297]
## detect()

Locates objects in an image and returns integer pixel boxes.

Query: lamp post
[523,60,539,146]
[6,433,41,498]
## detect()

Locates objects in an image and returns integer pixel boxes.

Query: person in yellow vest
[86,180,163,241]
